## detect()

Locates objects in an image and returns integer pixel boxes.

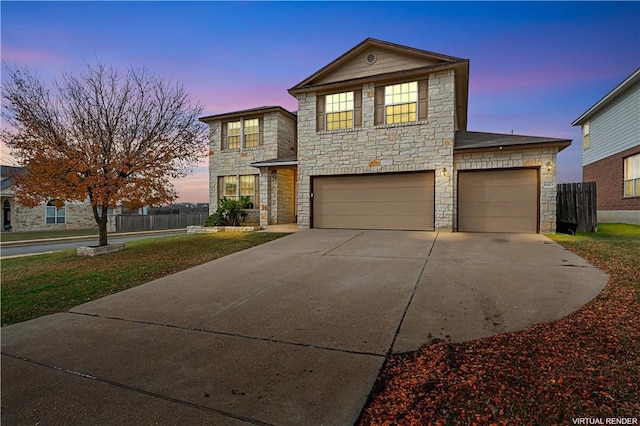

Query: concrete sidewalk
[1,230,608,425]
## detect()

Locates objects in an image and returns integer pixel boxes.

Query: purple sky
[2,1,638,203]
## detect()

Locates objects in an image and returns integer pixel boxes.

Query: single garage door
[313,172,434,230]
[458,169,538,233]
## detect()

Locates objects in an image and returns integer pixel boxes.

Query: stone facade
[205,108,297,228]
[3,199,118,232]
[296,70,456,230]
[454,147,560,233]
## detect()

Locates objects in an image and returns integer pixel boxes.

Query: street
[0,230,186,258]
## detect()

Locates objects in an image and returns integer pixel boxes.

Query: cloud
[1,47,66,67]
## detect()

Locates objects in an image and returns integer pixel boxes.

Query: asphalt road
[1,230,186,258]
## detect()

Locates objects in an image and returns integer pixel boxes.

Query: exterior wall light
[545,162,552,172]
[441,167,448,177]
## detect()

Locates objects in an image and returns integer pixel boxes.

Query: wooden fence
[115,213,207,233]
[556,182,597,234]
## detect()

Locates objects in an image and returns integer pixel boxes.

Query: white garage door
[458,169,539,233]
[312,172,435,230]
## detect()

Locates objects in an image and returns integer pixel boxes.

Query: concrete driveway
[1,230,608,425]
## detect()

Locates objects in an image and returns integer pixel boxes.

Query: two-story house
[572,68,640,225]
[203,38,571,233]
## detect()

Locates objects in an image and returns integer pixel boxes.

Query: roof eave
[454,140,572,154]
[572,68,640,126]
[199,106,296,123]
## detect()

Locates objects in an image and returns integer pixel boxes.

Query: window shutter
[316,95,325,131]
[374,86,385,125]
[354,90,362,127]
[259,117,264,146]
[254,175,260,207]
[221,122,227,150]
[217,176,224,203]
[418,80,428,121]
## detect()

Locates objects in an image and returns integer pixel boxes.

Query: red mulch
[359,244,640,425]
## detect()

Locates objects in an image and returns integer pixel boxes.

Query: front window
[221,175,258,208]
[326,91,354,130]
[244,118,259,148]
[223,176,238,200]
[239,175,255,208]
[385,81,417,124]
[624,153,640,197]
[583,121,590,150]
[227,121,241,150]
[46,201,66,224]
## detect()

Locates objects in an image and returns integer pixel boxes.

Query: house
[203,38,571,233]
[0,165,119,232]
[572,68,640,225]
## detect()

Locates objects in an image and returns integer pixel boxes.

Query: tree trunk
[98,208,109,246]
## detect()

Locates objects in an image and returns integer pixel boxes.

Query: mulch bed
[358,241,640,425]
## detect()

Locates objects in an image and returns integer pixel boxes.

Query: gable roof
[288,38,470,130]
[0,165,25,191]
[454,131,571,153]
[200,106,296,123]
[572,68,640,126]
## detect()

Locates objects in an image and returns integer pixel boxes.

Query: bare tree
[1,63,207,246]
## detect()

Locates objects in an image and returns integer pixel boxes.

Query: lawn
[359,223,640,425]
[1,232,289,326]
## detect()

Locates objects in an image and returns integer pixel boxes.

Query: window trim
[375,79,428,126]
[316,90,362,132]
[583,121,590,150]
[219,175,259,209]
[45,201,66,224]
[623,153,640,198]
[221,117,263,150]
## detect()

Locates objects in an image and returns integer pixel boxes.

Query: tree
[1,63,207,246]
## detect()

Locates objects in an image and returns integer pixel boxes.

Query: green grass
[550,223,640,292]
[1,232,289,326]
[1,228,99,242]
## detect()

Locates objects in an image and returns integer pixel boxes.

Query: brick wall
[583,145,640,210]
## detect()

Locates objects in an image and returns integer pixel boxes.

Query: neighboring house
[572,68,640,225]
[202,38,571,233]
[0,165,119,232]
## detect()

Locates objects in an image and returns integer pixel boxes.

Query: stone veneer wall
[295,70,457,230]
[453,147,560,233]
[208,110,296,228]
[10,201,107,232]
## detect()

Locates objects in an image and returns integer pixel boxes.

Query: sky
[1,1,639,203]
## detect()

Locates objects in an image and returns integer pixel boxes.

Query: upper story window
[375,80,428,125]
[582,121,590,150]
[221,118,263,150]
[624,153,640,197]
[46,201,65,224]
[385,82,417,124]
[316,90,362,132]
[326,92,354,130]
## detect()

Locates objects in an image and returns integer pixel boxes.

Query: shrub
[204,197,249,227]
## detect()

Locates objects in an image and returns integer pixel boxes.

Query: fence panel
[556,182,597,233]
[115,213,207,233]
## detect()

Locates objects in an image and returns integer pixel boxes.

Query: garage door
[458,169,538,233]
[313,172,434,230]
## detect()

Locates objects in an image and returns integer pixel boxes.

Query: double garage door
[312,172,435,231]
[312,169,539,233]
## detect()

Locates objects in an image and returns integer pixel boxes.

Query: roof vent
[365,53,377,65]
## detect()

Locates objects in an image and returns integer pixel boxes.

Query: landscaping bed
[359,223,640,425]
